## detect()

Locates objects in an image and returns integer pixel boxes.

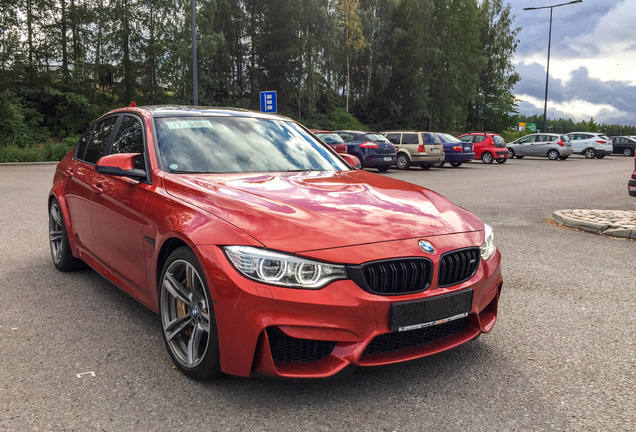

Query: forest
[1,0,634,162]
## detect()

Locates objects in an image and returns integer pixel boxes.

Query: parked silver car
[508,133,573,160]
[565,132,612,158]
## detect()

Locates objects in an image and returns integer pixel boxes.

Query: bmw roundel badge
[418,240,435,254]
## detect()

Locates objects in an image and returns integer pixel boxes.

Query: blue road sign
[260,91,277,113]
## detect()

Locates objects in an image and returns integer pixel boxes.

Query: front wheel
[496,158,507,164]
[547,149,559,160]
[508,148,515,159]
[559,156,569,160]
[160,247,221,380]
[584,148,596,159]
[449,161,462,167]
[396,153,411,170]
[49,199,84,271]
[622,148,634,157]
[377,165,390,172]
[596,154,606,159]
[432,161,445,168]
[481,152,494,164]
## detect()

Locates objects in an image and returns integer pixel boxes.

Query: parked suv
[565,132,612,158]
[334,131,397,172]
[457,132,509,164]
[381,131,445,169]
[507,133,573,160]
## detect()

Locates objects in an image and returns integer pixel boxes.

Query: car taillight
[418,145,424,152]
[452,145,463,152]
[595,140,606,144]
[359,142,379,148]
[557,140,564,147]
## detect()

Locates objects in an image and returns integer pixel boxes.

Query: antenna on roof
[130,101,137,107]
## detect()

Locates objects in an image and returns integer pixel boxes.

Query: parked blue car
[334,130,397,172]
[434,133,476,167]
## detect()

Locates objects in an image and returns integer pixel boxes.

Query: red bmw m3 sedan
[48,106,502,379]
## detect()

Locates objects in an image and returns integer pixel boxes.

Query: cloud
[511,0,636,125]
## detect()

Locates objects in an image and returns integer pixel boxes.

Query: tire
[481,152,494,164]
[596,154,605,159]
[377,165,390,172]
[496,158,506,164]
[49,199,84,271]
[622,148,634,157]
[559,156,568,160]
[432,161,445,168]
[584,148,595,159]
[396,153,411,170]
[516,155,524,159]
[160,247,221,380]
[547,149,559,160]
[449,162,462,167]
[508,148,515,159]
[419,163,432,170]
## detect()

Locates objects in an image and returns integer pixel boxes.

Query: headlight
[223,246,347,289]
[480,224,496,261]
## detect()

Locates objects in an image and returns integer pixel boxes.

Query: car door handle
[92,183,103,194]
[65,167,74,177]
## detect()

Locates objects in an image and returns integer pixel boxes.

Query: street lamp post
[524,0,582,133]
[191,0,198,106]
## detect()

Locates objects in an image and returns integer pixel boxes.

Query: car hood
[163,170,484,253]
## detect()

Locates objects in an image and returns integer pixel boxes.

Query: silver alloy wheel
[623,148,633,157]
[49,202,64,265]
[584,148,596,159]
[161,259,211,370]
[547,149,559,160]
[508,148,515,159]
[396,154,410,169]
[481,152,494,164]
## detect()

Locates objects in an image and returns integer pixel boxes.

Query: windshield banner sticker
[166,120,213,129]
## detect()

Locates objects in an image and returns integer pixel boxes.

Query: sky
[509,0,636,126]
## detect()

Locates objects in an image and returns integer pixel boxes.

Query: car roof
[108,105,292,122]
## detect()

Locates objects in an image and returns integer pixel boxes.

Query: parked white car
[565,132,612,158]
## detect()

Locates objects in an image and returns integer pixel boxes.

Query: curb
[551,210,636,239]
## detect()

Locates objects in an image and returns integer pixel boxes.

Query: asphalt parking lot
[1,156,634,431]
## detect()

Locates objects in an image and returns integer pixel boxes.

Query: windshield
[316,133,345,144]
[363,133,390,143]
[154,117,349,173]
[438,133,461,143]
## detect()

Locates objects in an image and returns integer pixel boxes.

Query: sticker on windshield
[166,120,213,129]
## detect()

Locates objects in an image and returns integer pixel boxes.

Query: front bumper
[197,232,503,378]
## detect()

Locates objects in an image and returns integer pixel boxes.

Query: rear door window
[402,133,419,144]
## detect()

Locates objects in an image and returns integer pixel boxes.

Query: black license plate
[390,289,473,332]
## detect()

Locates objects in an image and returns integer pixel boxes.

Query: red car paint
[49,106,502,379]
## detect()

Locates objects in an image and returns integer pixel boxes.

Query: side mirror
[339,153,362,169]
[95,153,146,180]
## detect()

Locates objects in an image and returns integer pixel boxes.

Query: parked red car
[49,106,502,379]
[310,129,347,153]
[457,132,509,164]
